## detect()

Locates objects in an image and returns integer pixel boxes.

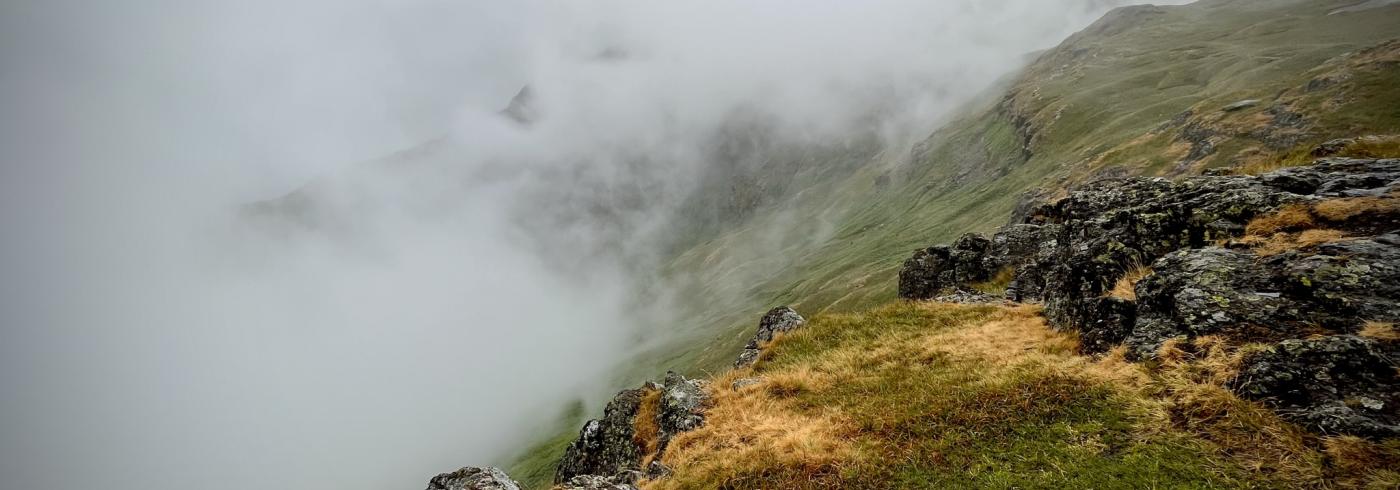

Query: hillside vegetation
[651,0,1400,376]
[651,302,1400,489]
[511,1,1400,485]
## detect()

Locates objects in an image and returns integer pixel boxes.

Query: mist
[1,1,1180,489]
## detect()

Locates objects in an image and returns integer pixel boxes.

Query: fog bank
[1,1,1180,489]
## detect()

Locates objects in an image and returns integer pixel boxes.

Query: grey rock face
[555,389,646,484]
[555,372,709,484]
[557,474,640,490]
[895,157,1400,436]
[1234,335,1399,437]
[734,306,806,367]
[426,467,522,490]
[656,371,708,454]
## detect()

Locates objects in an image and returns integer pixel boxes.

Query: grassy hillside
[653,302,1400,489]
[511,1,1400,485]
[659,0,1400,371]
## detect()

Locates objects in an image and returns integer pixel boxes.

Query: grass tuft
[1108,263,1152,301]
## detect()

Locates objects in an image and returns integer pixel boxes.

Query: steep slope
[506,0,1400,487]
[652,0,1400,374]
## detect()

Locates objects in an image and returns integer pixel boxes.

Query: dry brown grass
[1108,263,1152,300]
[1244,229,1351,256]
[648,369,859,490]
[1313,195,1400,223]
[1246,204,1316,236]
[1150,337,1327,483]
[1240,202,1360,256]
[1360,322,1400,341]
[633,387,662,465]
[1323,436,1400,489]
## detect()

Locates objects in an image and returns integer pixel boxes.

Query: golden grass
[633,388,662,465]
[1243,229,1351,256]
[1313,194,1400,223]
[1150,336,1327,483]
[649,369,859,490]
[1360,322,1400,341]
[1108,263,1152,300]
[1246,204,1316,236]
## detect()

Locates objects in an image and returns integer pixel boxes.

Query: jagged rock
[1234,335,1399,438]
[933,288,1006,304]
[900,157,1399,352]
[733,348,761,368]
[656,372,707,454]
[731,377,762,390]
[734,306,806,367]
[557,474,639,490]
[556,372,709,484]
[1128,247,1323,357]
[898,245,954,300]
[426,467,521,490]
[555,389,646,484]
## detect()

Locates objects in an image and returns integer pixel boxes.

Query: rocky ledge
[428,307,805,489]
[899,157,1400,437]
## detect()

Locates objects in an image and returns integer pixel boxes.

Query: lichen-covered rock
[555,389,646,484]
[898,245,954,300]
[895,157,1400,435]
[1233,335,1399,438]
[426,467,521,490]
[656,371,707,454]
[734,306,806,367]
[1127,237,1400,357]
[1272,235,1400,323]
[555,372,709,484]
[557,473,639,490]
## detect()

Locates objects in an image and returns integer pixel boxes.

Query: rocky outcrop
[554,371,709,485]
[734,306,806,367]
[1234,335,1399,437]
[426,467,522,490]
[555,388,648,484]
[898,157,1400,436]
[656,372,707,455]
[557,473,640,490]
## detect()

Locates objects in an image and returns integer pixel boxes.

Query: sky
[0,1,1184,488]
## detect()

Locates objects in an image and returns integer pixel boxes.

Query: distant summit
[500,85,537,125]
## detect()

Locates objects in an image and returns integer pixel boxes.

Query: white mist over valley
[1,1,1186,488]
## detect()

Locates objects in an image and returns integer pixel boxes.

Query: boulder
[426,467,521,490]
[1233,335,1399,438]
[556,372,709,484]
[656,372,708,454]
[735,306,806,367]
[555,389,646,484]
[898,245,954,300]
